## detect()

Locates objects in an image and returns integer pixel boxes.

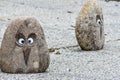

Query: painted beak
[23,48,31,65]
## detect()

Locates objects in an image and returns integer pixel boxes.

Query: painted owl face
[15,32,36,65]
[0,17,50,73]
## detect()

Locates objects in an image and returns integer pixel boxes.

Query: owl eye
[28,38,34,44]
[97,19,102,25]
[18,38,25,44]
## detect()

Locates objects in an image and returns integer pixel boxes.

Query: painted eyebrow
[15,33,25,39]
[28,33,36,38]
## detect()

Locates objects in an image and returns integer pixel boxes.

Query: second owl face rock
[0,17,50,73]
[75,0,105,50]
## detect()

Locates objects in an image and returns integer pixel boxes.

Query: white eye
[28,38,34,44]
[97,19,102,25]
[18,38,25,44]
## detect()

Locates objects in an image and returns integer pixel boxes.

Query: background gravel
[0,0,120,80]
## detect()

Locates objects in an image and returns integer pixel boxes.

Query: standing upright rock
[0,17,50,73]
[75,0,105,50]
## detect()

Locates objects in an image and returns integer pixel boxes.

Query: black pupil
[99,21,101,24]
[29,40,31,43]
[21,40,24,43]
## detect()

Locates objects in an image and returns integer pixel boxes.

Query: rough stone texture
[75,0,105,50]
[0,17,50,73]
[0,0,120,80]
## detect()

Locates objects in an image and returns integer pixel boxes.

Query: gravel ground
[0,0,120,80]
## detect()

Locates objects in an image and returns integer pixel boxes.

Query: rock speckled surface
[0,0,120,80]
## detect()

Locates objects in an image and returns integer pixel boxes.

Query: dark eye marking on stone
[96,15,102,25]
[96,15,103,39]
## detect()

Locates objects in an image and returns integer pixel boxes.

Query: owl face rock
[75,0,105,50]
[0,17,50,73]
